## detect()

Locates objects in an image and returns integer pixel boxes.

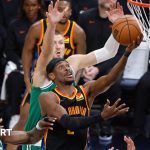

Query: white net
[127,0,150,47]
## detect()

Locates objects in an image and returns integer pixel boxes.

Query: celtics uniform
[45,85,90,150]
[22,81,56,150]
[37,18,76,58]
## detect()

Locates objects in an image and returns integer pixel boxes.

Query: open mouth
[66,71,73,78]
[56,52,61,56]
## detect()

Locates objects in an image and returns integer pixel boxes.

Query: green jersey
[22,81,56,150]
[25,81,56,131]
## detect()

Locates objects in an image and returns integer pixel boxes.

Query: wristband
[36,122,43,131]
[124,51,131,57]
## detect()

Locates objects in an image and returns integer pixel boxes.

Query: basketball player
[22,0,86,93]
[39,36,142,149]
[23,1,129,149]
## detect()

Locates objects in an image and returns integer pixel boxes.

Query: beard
[64,80,74,85]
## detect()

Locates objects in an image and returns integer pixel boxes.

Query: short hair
[52,0,72,7]
[46,58,66,74]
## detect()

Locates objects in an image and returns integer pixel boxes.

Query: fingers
[124,136,134,143]
[126,33,143,51]
[0,118,3,123]
[54,0,59,9]
[44,117,57,123]
[126,40,136,51]
[117,107,129,114]
[116,103,126,110]
[104,99,110,108]
[124,136,135,150]
[42,122,54,130]
[108,147,114,150]
[48,1,53,13]
[113,98,121,107]
[40,117,57,130]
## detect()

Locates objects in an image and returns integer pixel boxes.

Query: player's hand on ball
[126,34,143,52]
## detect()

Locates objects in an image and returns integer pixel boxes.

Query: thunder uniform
[45,85,90,150]
[37,18,76,59]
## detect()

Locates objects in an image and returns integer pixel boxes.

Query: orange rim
[128,0,150,8]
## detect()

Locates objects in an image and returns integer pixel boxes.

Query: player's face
[57,1,72,24]
[23,0,41,21]
[98,0,111,18]
[53,34,65,58]
[54,61,74,85]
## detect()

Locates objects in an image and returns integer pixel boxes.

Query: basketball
[112,15,142,46]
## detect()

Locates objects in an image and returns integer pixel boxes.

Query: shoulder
[73,22,85,36]
[39,91,57,102]
[39,91,51,104]
[30,19,42,31]
[27,19,43,38]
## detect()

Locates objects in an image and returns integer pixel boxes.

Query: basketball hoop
[127,0,150,47]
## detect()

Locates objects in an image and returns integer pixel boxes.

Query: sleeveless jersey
[45,85,90,150]
[37,18,76,58]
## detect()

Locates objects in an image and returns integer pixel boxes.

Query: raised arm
[85,36,142,106]
[33,0,68,87]
[67,2,124,73]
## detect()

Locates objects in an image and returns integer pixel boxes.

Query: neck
[55,82,75,97]
[28,14,38,23]
[56,20,69,34]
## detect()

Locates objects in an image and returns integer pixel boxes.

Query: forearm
[94,34,120,64]
[76,34,120,70]
[106,52,130,84]
[41,23,56,57]
[2,128,43,145]
[59,114,104,130]
[22,50,32,82]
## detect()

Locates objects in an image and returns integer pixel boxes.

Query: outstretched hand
[124,136,135,150]
[46,0,68,25]
[106,1,124,23]
[126,34,143,52]
[101,98,129,120]
[108,136,135,150]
